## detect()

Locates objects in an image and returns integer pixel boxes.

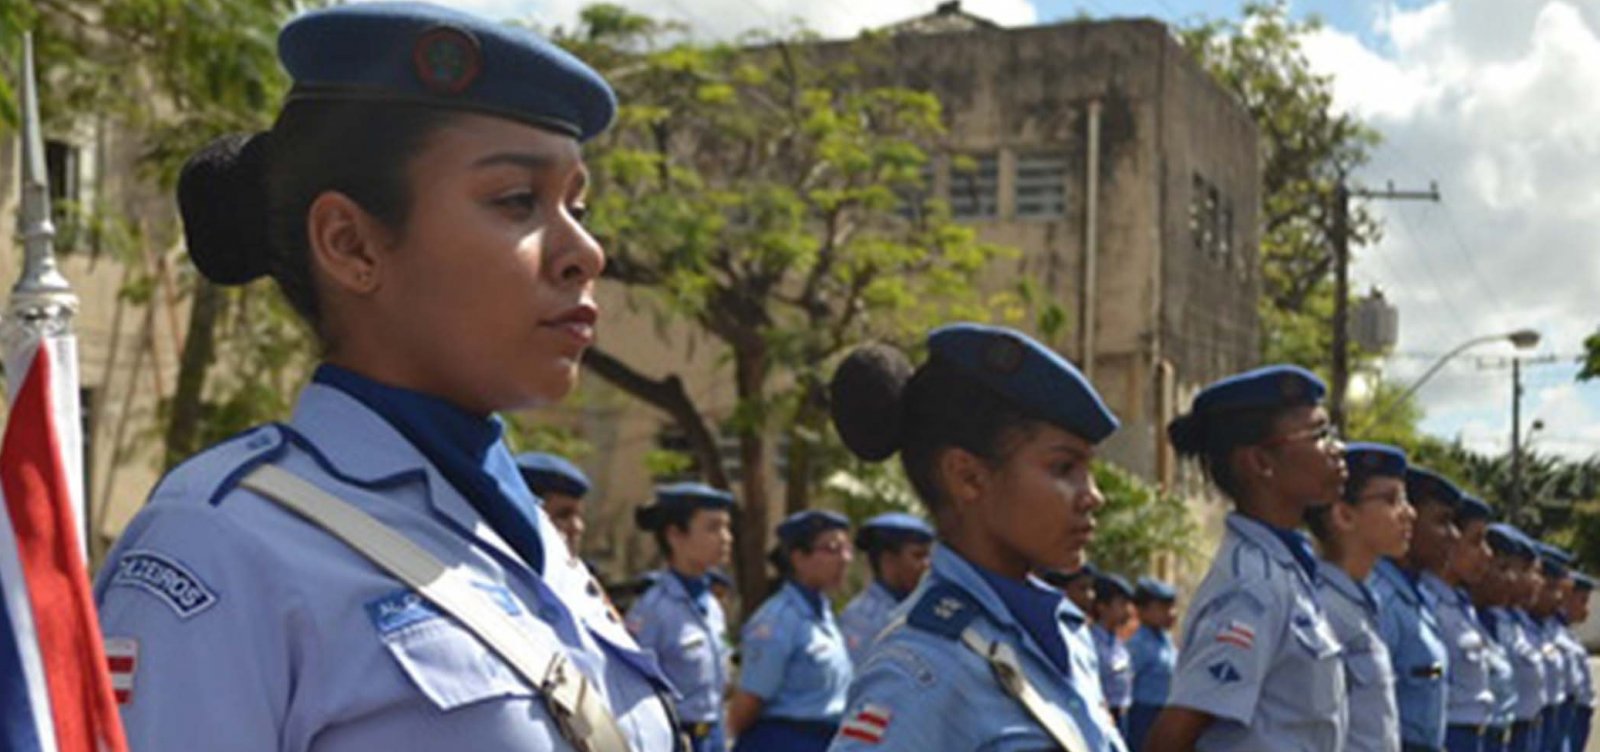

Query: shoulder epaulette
[905,582,986,640]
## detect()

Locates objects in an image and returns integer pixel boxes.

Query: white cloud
[1304,0,1600,459]
[423,0,1036,39]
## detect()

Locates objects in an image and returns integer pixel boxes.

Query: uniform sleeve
[625,594,663,656]
[1165,585,1285,725]
[738,607,793,700]
[828,640,954,751]
[94,503,297,752]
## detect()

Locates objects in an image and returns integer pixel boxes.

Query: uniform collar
[1318,562,1378,613]
[873,579,910,604]
[782,580,828,620]
[951,547,1083,677]
[1373,557,1426,607]
[1419,571,1458,605]
[1226,513,1317,582]
[301,366,544,572]
[668,568,711,608]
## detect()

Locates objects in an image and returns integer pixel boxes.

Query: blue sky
[424,0,1600,460]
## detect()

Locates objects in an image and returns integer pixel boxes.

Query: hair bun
[1166,412,1207,457]
[829,343,913,461]
[178,132,273,285]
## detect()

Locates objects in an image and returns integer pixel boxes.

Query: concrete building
[540,5,1264,579]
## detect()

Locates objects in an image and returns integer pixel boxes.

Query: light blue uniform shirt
[1481,609,1518,728]
[1167,513,1346,752]
[1126,624,1176,706]
[1421,574,1496,726]
[626,569,729,723]
[94,383,677,752]
[739,581,852,722]
[839,581,901,663]
[1557,623,1593,706]
[1370,558,1449,748]
[1537,617,1568,709]
[1318,563,1400,752]
[1093,624,1133,711]
[1495,608,1547,722]
[828,545,1126,751]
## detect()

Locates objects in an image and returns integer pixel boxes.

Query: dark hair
[177,100,458,338]
[830,343,1041,513]
[1166,406,1284,501]
[651,506,699,557]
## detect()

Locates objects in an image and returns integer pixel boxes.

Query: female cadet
[729,510,856,751]
[1371,467,1456,752]
[839,513,935,662]
[91,4,682,750]
[515,451,592,557]
[1490,524,1547,752]
[1093,573,1137,726]
[1303,442,1414,752]
[824,323,1128,752]
[1427,494,1497,752]
[1124,577,1179,752]
[627,483,738,752]
[1532,545,1573,751]
[1144,365,1349,752]
[1560,574,1595,752]
[1475,524,1524,752]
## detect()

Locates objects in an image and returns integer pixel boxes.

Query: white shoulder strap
[957,627,1094,752]
[241,464,635,752]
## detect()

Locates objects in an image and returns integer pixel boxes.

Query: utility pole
[1330,180,1440,432]
[1511,357,1523,514]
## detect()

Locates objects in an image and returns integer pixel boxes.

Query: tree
[1580,328,1600,382]
[556,8,1015,611]
[14,1,316,475]
[1177,2,1382,367]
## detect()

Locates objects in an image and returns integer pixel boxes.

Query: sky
[415,0,1600,460]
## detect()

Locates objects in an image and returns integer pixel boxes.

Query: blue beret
[1487,523,1536,560]
[1537,542,1573,578]
[1454,494,1493,523]
[636,483,736,528]
[279,2,616,141]
[1191,364,1326,416]
[1574,573,1595,591]
[927,324,1118,443]
[1345,442,1407,481]
[1094,573,1135,601]
[1039,563,1099,589]
[634,482,735,531]
[514,452,591,498]
[855,512,935,552]
[776,510,851,547]
[1135,576,1177,602]
[1404,467,1463,509]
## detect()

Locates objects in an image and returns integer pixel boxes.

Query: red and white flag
[1,333,128,752]
[839,704,893,744]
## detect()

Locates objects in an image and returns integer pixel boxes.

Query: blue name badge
[366,590,444,636]
[110,550,218,619]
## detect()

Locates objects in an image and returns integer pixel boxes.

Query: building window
[949,152,999,220]
[1190,173,1234,270]
[896,158,938,222]
[1014,151,1068,219]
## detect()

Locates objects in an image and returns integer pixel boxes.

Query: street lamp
[1379,329,1541,418]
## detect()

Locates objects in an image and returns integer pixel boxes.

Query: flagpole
[5,33,84,553]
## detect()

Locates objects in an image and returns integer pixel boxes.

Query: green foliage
[1090,462,1199,576]
[1581,328,1600,382]
[1178,1,1382,366]
[503,417,595,461]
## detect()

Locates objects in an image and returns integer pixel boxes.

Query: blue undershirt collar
[1264,521,1319,581]
[974,565,1078,678]
[313,364,545,573]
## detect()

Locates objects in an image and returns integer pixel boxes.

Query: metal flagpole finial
[8,31,77,337]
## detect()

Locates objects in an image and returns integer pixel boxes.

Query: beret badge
[413,25,482,94]
[982,335,1026,375]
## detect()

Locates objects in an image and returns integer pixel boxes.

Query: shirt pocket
[1344,648,1388,690]
[377,618,536,711]
[1288,614,1344,717]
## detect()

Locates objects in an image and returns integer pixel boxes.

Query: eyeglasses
[1260,423,1341,449]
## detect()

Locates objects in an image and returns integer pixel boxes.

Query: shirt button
[587,580,601,597]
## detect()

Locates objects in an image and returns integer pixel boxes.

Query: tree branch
[581,346,730,490]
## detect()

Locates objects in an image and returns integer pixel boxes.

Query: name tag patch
[110,551,218,619]
[366,590,444,636]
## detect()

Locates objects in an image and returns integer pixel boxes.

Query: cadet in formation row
[89,3,1592,750]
